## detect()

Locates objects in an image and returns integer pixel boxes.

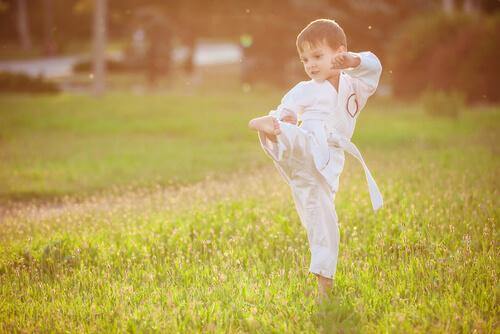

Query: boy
[248,19,383,300]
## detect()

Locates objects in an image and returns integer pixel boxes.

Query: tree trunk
[442,0,455,13]
[463,0,478,13]
[93,0,107,96]
[42,0,57,56]
[16,0,32,51]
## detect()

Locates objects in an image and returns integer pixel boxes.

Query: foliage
[0,72,59,93]
[389,12,500,103]
[0,1,441,73]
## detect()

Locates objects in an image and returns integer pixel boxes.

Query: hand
[331,52,361,70]
[282,114,297,124]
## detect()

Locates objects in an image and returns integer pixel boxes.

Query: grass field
[0,80,498,332]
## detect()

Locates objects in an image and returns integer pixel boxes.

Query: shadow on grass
[0,191,70,205]
[313,293,362,334]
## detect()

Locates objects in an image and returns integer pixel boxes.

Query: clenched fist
[282,115,297,124]
[331,52,361,70]
[281,109,297,125]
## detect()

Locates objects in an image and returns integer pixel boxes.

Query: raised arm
[331,51,382,111]
[343,51,382,96]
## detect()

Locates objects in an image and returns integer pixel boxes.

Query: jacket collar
[336,72,350,108]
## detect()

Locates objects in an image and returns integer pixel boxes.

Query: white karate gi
[258,51,383,279]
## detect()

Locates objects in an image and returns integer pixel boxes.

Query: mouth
[310,70,319,75]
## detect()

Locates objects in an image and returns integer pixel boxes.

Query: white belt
[327,132,383,212]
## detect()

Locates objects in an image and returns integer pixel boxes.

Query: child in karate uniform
[248,19,383,299]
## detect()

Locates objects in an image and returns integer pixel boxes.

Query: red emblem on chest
[346,93,359,118]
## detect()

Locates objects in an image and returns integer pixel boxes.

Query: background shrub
[389,13,500,103]
[0,72,59,94]
[72,58,144,73]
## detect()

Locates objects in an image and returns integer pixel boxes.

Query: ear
[336,45,346,53]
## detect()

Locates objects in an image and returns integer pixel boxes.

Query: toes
[272,120,281,135]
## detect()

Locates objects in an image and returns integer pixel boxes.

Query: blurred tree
[16,0,32,50]
[443,0,455,13]
[0,0,93,53]
[42,0,58,56]
[182,29,195,75]
[463,0,480,13]
[1,0,498,90]
[389,12,500,102]
[1,0,498,46]
[93,0,106,96]
[141,9,173,87]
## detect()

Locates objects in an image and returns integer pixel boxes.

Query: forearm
[344,51,382,92]
[344,52,382,81]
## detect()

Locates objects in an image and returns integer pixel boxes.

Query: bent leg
[257,120,310,163]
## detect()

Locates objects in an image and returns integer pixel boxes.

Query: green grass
[0,91,274,199]
[0,86,498,332]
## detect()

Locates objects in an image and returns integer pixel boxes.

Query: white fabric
[267,51,383,205]
[258,124,340,279]
[259,51,383,279]
[327,133,383,211]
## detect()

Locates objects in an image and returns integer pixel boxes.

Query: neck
[327,71,340,90]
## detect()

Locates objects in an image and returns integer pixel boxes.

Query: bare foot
[315,273,333,302]
[248,115,281,142]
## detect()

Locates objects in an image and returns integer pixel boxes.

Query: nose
[306,61,316,69]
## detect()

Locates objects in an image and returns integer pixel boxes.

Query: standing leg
[290,172,340,300]
[315,273,333,302]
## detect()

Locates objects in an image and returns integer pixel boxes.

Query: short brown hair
[296,19,347,53]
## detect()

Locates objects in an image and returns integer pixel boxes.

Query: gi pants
[258,120,343,279]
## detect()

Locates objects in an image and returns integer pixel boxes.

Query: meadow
[0,72,498,332]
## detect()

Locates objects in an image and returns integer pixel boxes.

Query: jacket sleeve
[268,81,310,122]
[343,51,382,110]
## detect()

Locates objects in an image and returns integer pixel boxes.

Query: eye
[314,54,322,59]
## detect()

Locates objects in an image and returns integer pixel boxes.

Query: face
[298,41,344,82]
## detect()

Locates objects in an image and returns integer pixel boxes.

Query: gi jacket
[269,51,383,210]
